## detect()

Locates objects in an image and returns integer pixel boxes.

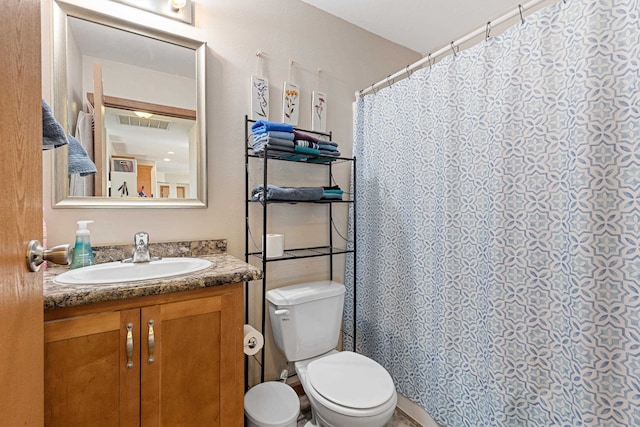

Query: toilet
[266,280,397,427]
[244,381,300,427]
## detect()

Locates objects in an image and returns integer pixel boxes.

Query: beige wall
[42,0,419,384]
[42,0,418,251]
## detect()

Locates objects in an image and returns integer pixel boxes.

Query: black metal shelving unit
[243,115,357,385]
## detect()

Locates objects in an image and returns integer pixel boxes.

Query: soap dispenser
[70,220,95,269]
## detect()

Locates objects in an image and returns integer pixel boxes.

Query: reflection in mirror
[51,2,207,207]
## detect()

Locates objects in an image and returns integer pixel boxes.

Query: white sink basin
[53,257,213,285]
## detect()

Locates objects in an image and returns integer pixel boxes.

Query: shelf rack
[243,116,357,384]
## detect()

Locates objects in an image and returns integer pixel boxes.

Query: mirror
[51,1,207,207]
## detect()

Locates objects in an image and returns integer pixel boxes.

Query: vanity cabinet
[44,284,244,427]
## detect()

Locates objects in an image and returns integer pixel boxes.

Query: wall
[42,0,418,250]
[41,0,419,386]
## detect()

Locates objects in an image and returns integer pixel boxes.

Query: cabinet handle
[126,323,134,369]
[147,320,155,364]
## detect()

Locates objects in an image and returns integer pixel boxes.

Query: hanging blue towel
[42,100,68,150]
[251,120,294,134]
[67,135,97,176]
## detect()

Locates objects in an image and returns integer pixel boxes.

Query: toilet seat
[306,351,395,410]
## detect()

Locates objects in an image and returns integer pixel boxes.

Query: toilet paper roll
[264,234,284,258]
[243,324,264,356]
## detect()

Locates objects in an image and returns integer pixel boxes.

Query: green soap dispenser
[70,220,95,269]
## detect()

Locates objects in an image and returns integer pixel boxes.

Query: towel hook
[485,21,492,41]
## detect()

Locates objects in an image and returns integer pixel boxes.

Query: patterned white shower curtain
[346,0,640,425]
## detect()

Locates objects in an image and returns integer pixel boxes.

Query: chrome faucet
[122,232,160,263]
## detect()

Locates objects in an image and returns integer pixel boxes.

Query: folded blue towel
[319,150,340,157]
[318,138,339,147]
[67,135,97,176]
[42,100,68,150]
[321,193,343,200]
[252,136,295,150]
[251,120,294,134]
[251,185,324,202]
[254,131,294,141]
[294,145,321,156]
[255,148,296,159]
[318,144,337,151]
[281,153,313,162]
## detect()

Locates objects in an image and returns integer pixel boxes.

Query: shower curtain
[346,0,640,425]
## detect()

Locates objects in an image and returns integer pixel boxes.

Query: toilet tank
[266,281,345,362]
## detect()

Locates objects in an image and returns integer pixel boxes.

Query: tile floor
[296,393,421,427]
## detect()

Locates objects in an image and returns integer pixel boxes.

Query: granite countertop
[44,253,262,310]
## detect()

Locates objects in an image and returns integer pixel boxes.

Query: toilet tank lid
[266,280,345,306]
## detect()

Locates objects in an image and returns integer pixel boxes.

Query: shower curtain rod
[357,0,556,97]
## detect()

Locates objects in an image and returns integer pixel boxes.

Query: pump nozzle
[77,220,94,230]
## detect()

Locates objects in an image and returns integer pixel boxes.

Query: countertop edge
[44,254,262,310]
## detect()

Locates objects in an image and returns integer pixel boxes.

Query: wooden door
[44,309,141,427]
[141,289,244,427]
[0,0,44,424]
[137,164,153,197]
[176,186,186,198]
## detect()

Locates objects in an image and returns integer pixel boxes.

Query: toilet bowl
[244,381,300,427]
[295,351,397,427]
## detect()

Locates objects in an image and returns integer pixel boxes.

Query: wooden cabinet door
[141,290,244,427]
[44,309,141,427]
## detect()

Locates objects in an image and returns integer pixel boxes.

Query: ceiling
[300,0,547,55]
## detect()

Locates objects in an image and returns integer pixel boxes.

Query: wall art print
[312,90,326,132]
[251,75,269,120]
[282,81,299,126]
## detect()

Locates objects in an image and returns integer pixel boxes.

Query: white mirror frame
[51,0,207,208]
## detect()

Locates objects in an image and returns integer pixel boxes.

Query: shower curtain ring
[485,21,492,41]
[386,75,392,87]
[405,65,412,78]
[518,4,525,24]
[450,41,459,57]
[427,53,434,69]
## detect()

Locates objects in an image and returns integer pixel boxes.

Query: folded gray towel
[68,135,97,176]
[251,184,324,202]
[42,100,68,150]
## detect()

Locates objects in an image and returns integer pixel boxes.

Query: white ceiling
[300,0,546,55]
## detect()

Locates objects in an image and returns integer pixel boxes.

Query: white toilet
[266,280,397,427]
